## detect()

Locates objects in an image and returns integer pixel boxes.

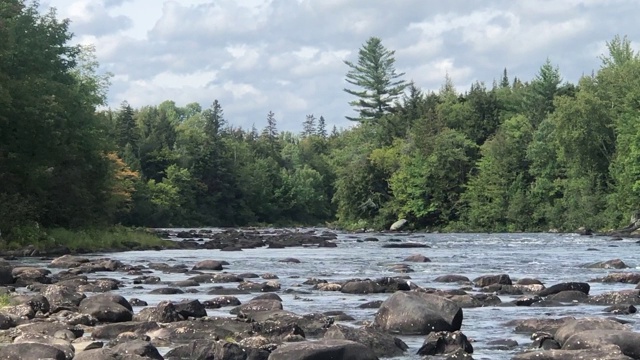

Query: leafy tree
[344,37,407,122]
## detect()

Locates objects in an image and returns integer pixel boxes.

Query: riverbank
[0,226,178,257]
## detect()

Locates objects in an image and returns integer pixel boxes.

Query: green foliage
[1,7,638,234]
[344,37,407,122]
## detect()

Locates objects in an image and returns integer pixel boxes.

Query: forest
[2,1,640,239]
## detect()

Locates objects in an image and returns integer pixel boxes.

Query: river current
[24,230,640,359]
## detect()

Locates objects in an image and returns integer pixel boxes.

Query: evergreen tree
[302,114,316,137]
[344,37,407,122]
[317,116,328,139]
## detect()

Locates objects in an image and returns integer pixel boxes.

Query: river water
[29,230,640,359]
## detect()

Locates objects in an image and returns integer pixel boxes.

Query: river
[24,229,640,359]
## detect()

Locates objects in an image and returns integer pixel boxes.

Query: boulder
[192,260,224,271]
[91,321,160,339]
[404,254,430,262]
[589,289,640,305]
[269,339,379,360]
[340,278,409,294]
[173,299,207,319]
[587,259,629,269]
[0,342,67,360]
[554,317,629,345]
[505,317,574,335]
[164,340,269,360]
[78,294,133,323]
[512,348,633,360]
[110,340,163,360]
[323,324,408,358]
[390,219,408,231]
[203,296,241,308]
[417,331,473,356]
[50,255,90,268]
[546,291,588,303]
[538,282,590,297]
[563,330,640,358]
[41,284,86,311]
[230,299,283,315]
[599,273,640,284]
[473,274,512,287]
[374,291,463,335]
[13,333,74,360]
[134,301,182,323]
[434,275,471,283]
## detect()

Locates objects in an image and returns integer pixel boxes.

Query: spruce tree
[344,37,407,122]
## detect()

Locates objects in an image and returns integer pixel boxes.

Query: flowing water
[20,230,640,359]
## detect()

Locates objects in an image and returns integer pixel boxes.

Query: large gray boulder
[374,291,463,335]
[268,339,379,360]
[323,324,407,358]
[78,294,133,323]
[512,348,633,360]
[563,330,640,358]
[0,342,67,360]
[554,317,629,345]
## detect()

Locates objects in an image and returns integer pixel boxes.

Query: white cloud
[41,0,640,132]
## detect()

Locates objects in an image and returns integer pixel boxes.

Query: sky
[40,0,640,132]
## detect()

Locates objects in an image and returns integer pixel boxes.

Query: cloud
[42,0,640,132]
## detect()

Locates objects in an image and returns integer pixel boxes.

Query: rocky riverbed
[0,228,640,359]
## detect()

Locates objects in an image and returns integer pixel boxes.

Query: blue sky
[41,0,640,131]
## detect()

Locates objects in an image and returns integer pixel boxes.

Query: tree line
[1,1,639,235]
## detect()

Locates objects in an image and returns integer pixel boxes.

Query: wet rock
[0,342,67,360]
[506,317,574,335]
[596,273,640,284]
[404,254,431,262]
[189,273,244,284]
[129,298,148,307]
[13,332,75,360]
[340,278,409,294]
[174,299,207,319]
[134,301,182,323]
[110,340,163,360]
[91,321,160,339]
[473,274,512,287]
[269,339,379,360]
[170,280,199,287]
[262,273,278,279]
[12,267,51,286]
[238,281,280,292]
[586,258,629,269]
[149,287,184,295]
[252,293,282,302]
[204,296,241,308]
[486,339,518,350]
[538,282,590,297]
[192,260,224,271]
[246,310,333,338]
[434,275,471,283]
[358,300,383,309]
[417,330,473,356]
[315,283,341,291]
[531,331,561,350]
[153,317,253,343]
[546,290,588,303]
[445,292,502,308]
[78,294,133,323]
[164,340,270,360]
[323,311,354,321]
[554,317,630,345]
[588,289,640,305]
[381,242,429,248]
[563,330,640,358]
[207,287,250,295]
[604,304,637,315]
[41,284,86,311]
[133,276,160,285]
[324,324,408,357]
[50,255,90,268]
[279,258,301,263]
[513,295,541,306]
[374,292,463,335]
[14,321,84,339]
[230,299,283,315]
[512,348,633,360]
